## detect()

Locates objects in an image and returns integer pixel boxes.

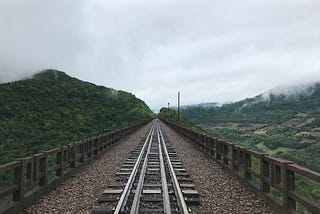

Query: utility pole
[167,102,170,120]
[178,91,180,125]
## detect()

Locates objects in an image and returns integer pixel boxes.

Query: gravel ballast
[160,122,276,214]
[24,123,152,214]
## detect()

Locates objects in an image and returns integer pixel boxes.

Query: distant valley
[181,82,320,172]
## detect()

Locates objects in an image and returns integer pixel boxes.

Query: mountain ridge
[0,69,154,164]
[180,81,320,173]
[181,82,320,124]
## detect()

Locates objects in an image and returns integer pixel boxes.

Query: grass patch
[253,129,267,135]
[312,127,320,132]
[254,143,291,155]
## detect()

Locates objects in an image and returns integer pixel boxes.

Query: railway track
[93,121,208,213]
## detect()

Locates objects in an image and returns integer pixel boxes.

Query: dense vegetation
[0,69,154,164]
[161,84,320,207]
[158,107,196,127]
[181,83,320,173]
[182,83,320,125]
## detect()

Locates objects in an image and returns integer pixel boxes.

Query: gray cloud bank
[1,0,320,110]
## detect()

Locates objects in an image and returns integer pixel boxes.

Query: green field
[200,120,320,173]
[254,142,291,155]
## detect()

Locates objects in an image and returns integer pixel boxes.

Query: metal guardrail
[0,121,149,214]
[162,120,320,214]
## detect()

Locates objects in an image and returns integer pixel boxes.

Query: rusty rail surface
[162,120,320,214]
[0,121,149,214]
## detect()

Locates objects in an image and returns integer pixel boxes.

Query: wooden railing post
[216,140,221,160]
[244,152,252,181]
[100,135,104,150]
[199,135,203,150]
[110,132,114,145]
[69,144,76,168]
[269,159,282,189]
[79,142,85,163]
[98,136,103,152]
[208,137,213,156]
[84,141,88,159]
[103,134,107,149]
[275,164,281,186]
[63,147,68,165]
[284,163,296,212]
[39,152,48,186]
[33,154,41,181]
[261,155,270,193]
[239,150,244,173]
[223,142,229,165]
[106,134,110,148]
[88,139,93,158]
[195,133,199,148]
[204,136,208,154]
[56,148,63,176]
[105,134,109,149]
[26,159,33,182]
[12,159,25,201]
[94,138,97,155]
[232,145,239,172]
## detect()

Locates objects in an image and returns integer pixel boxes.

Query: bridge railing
[163,120,320,214]
[0,121,149,214]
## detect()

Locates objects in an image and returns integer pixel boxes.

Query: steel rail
[114,125,155,214]
[159,125,189,214]
[130,126,154,214]
[157,125,172,214]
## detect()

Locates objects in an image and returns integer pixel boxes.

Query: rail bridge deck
[1,120,319,213]
[23,121,274,213]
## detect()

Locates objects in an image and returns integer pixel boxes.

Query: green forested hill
[180,82,320,172]
[158,107,197,128]
[181,82,320,125]
[162,87,320,204]
[0,69,154,164]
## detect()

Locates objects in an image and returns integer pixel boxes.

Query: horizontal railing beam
[287,164,320,182]
[0,185,19,199]
[0,161,20,174]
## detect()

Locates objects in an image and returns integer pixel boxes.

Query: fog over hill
[180,81,320,174]
[1,0,320,109]
[181,81,320,124]
[261,81,319,100]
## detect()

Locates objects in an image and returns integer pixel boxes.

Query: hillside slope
[180,82,320,172]
[0,69,154,164]
[181,82,320,125]
[158,107,197,128]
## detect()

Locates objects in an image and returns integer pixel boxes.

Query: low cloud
[1,0,320,109]
[261,82,317,101]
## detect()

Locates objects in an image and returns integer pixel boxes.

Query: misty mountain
[170,102,219,111]
[180,102,219,109]
[0,69,154,164]
[181,82,320,125]
[180,82,320,173]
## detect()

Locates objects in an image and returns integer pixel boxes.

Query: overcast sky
[1,0,320,111]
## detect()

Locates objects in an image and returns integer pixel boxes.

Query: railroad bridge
[0,120,319,213]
